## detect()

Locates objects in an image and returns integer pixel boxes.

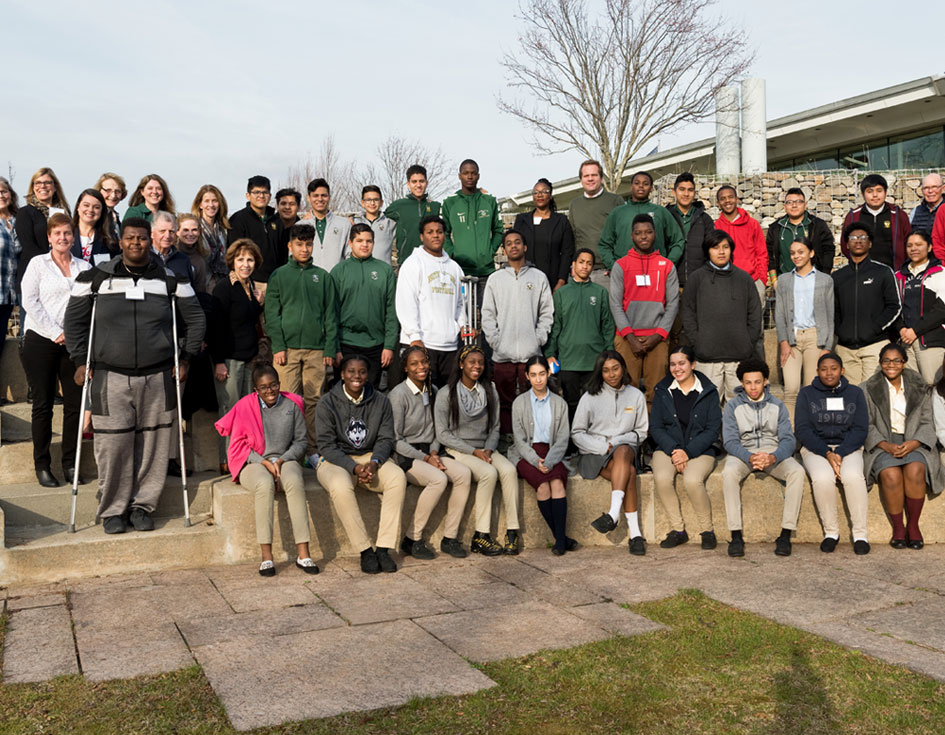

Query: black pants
[340,343,384,389]
[20,330,82,472]
[559,370,590,455]
[388,343,459,390]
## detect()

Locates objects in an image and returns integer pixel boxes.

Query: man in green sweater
[384,164,441,267]
[599,171,685,270]
[546,248,616,423]
[330,223,398,388]
[568,159,624,287]
[265,223,337,460]
[441,159,503,280]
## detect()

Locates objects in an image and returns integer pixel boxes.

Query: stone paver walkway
[4,543,945,731]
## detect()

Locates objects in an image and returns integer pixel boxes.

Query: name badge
[635,274,651,287]
[826,397,844,411]
[125,284,145,301]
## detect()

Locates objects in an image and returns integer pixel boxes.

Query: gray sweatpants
[92,370,174,518]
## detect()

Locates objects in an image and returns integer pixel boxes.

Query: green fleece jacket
[598,199,685,269]
[329,255,398,352]
[441,189,503,277]
[264,258,336,353]
[545,278,616,372]
[384,194,440,265]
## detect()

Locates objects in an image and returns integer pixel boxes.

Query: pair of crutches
[460,276,480,346]
[69,295,190,532]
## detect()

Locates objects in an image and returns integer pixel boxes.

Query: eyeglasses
[362,198,382,204]
[100,187,122,195]
[532,189,551,196]
[848,235,870,243]
[784,199,805,206]
[880,359,904,366]
[256,381,280,393]
[249,189,270,196]
[34,180,54,188]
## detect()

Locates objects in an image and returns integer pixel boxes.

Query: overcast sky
[4,0,940,212]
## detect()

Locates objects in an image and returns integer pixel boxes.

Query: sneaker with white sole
[295,557,319,574]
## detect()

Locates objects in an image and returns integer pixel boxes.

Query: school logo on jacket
[332,227,340,235]
[884,220,891,229]
[312,273,320,283]
[270,222,277,230]
[371,271,378,280]
[346,418,368,448]
[589,295,597,306]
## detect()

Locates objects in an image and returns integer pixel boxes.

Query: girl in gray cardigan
[389,346,472,560]
[774,237,834,421]
[511,355,573,555]
[434,346,520,556]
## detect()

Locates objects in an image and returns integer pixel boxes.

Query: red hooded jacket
[714,209,768,285]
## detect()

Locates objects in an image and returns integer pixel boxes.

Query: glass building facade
[771,126,945,171]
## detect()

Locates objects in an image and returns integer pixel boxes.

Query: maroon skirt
[517,442,569,489]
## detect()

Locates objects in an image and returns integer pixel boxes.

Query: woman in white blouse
[19,213,90,487]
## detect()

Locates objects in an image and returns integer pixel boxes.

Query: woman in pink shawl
[215,364,316,577]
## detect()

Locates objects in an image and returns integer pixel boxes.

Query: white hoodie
[395,247,467,351]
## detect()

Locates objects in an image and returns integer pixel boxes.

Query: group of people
[1,159,944,577]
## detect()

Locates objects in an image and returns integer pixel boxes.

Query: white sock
[626,511,641,538]
[825,533,839,540]
[608,490,625,521]
[854,536,868,543]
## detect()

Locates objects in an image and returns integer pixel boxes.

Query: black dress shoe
[890,537,907,549]
[167,459,193,478]
[62,467,83,485]
[907,537,924,550]
[36,469,60,487]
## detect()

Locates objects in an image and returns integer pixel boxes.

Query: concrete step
[0,339,28,403]
[0,515,226,585]
[0,438,98,485]
[0,401,62,443]
[0,471,219,528]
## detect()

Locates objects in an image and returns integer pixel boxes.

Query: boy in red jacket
[609,214,678,409]
[714,184,768,305]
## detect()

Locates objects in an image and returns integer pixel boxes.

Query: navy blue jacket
[794,376,868,457]
[649,370,722,458]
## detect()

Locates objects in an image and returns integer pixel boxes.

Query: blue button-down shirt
[793,268,817,331]
[530,389,552,443]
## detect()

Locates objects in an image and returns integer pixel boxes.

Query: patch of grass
[2,590,944,734]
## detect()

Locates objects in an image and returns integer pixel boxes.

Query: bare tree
[498,0,754,191]
[367,135,453,204]
[282,136,361,213]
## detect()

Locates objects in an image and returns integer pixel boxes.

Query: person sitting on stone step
[720,357,805,558]
[511,355,575,556]
[315,354,406,574]
[215,364,316,577]
[434,345,520,556]
[390,345,472,560]
[576,349,649,556]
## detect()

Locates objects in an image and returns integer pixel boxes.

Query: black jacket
[681,264,761,363]
[794,376,868,457]
[766,214,835,274]
[831,258,901,349]
[15,204,48,289]
[315,381,396,472]
[64,254,206,375]
[512,211,574,286]
[208,277,262,363]
[71,227,118,266]
[666,201,715,287]
[227,204,284,282]
[649,370,721,458]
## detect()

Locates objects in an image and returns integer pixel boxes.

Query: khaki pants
[316,453,406,551]
[721,455,805,531]
[835,341,884,386]
[405,456,472,540]
[447,450,519,534]
[801,447,869,540]
[240,460,310,545]
[782,327,822,423]
[652,451,716,532]
[905,343,944,385]
[700,361,740,404]
[275,348,326,455]
[613,335,668,409]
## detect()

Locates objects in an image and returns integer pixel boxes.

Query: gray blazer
[510,390,570,468]
[863,367,944,493]
[774,269,834,347]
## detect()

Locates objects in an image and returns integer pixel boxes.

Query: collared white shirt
[344,386,365,405]
[885,377,907,434]
[21,253,90,342]
[406,377,430,406]
[669,375,703,395]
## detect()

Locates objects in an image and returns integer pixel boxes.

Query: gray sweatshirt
[247,395,307,463]
[571,382,648,455]
[388,379,439,461]
[434,381,501,454]
[352,214,396,265]
[480,263,554,363]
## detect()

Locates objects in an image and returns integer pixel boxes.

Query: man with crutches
[392,215,468,388]
[64,218,206,534]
